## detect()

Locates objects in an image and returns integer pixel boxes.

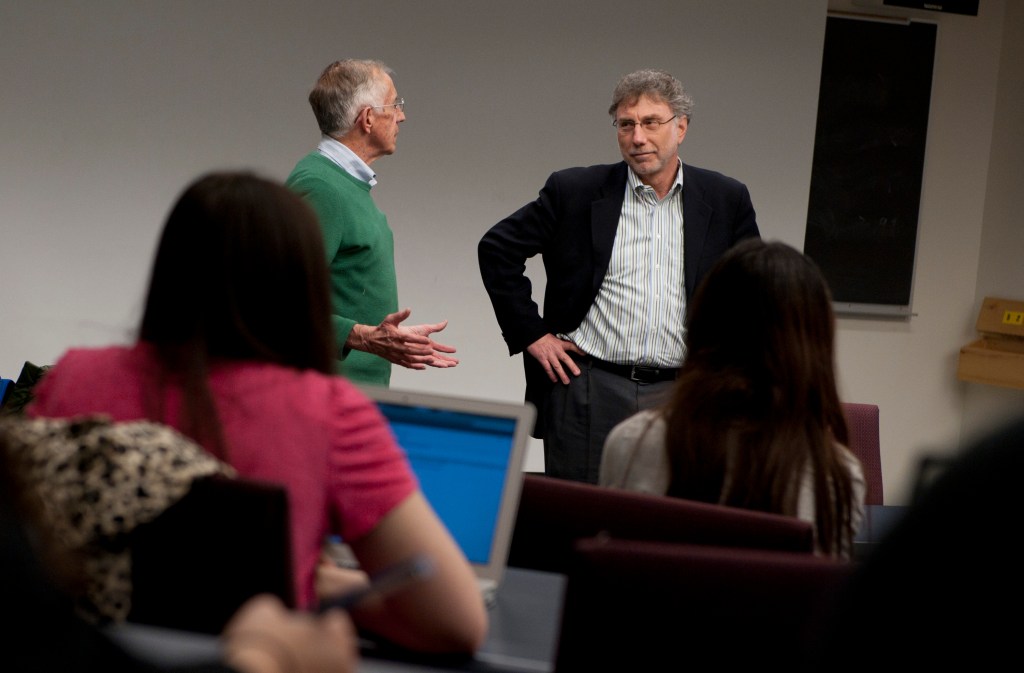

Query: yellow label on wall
[1003,310,1024,326]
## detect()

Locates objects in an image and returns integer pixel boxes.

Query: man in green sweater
[287,60,457,386]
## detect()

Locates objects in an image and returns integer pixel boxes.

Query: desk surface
[108,567,566,673]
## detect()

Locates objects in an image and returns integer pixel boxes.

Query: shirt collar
[627,158,684,197]
[316,135,377,187]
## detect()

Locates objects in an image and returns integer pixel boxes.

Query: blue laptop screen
[378,402,517,564]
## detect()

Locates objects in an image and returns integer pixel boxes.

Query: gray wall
[827,0,1023,500]
[2,1,1020,498]
[960,0,1024,445]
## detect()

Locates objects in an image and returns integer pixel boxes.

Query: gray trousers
[542,355,674,484]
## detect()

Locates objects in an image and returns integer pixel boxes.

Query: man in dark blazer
[479,69,759,483]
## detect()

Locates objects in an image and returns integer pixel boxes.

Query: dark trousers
[542,356,674,484]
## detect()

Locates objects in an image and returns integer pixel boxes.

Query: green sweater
[286,152,398,386]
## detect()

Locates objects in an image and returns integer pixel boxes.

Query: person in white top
[600,239,865,558]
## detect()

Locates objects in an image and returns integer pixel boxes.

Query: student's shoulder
[274,369,383,422]
[48,344,137,375]
[26,344,138,415]
[604,409,666,461]
[600,409,670,491]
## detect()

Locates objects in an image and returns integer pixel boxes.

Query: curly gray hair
[608,69,694,121]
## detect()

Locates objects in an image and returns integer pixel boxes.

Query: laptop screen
[378,403,515,563]
[357,386,534,587]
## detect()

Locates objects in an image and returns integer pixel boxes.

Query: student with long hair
[599,239,865,557]
[27,172,487,652]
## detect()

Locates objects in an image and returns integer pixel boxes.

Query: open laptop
[357,385,535,607]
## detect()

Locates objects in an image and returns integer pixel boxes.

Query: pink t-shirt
[28,343,418,608]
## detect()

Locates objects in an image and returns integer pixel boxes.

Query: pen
[317,554,435,612]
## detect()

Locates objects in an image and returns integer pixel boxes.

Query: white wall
[0,0,827,471]
[827,0,1021,502]
[2,1,1019,498]
[960,0,1024,446]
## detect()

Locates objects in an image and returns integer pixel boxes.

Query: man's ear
[358,108,374,134]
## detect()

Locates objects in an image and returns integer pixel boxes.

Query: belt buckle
[629,366,657,383]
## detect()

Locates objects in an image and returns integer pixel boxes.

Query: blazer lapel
[682,163,712,298]
[590,163,628,294]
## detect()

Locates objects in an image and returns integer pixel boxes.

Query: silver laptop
[358,385,535,606]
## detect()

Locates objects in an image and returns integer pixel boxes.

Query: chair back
[128,475,294,634]
[555,537,854,671]
[842,402,883,504]
[508,475,814,574]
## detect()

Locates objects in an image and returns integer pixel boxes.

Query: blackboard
[803,16,936,317]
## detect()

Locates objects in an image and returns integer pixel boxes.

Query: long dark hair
[138,172,335,458]
[663,239,855,556]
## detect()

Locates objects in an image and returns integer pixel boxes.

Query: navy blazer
[479,161,759,435]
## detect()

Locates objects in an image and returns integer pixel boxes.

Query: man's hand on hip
[527,334,583,384]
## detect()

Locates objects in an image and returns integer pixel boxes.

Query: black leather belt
[588,358,679,384]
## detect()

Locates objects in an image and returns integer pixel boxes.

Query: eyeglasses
[612,115,677,134]
[369,97,405,113]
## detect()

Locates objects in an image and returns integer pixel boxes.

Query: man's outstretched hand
[348,308,459,370]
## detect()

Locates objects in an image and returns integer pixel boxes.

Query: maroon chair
[508,475,814,575]
[555,537,854,672]
[842,402,883,505]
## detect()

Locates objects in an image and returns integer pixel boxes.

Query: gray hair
[307,59,394,136]
[608,69,694,121]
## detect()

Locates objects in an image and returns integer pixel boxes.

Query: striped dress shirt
[563,163,687,367]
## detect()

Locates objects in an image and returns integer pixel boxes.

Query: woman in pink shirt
[28,172,486,653]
